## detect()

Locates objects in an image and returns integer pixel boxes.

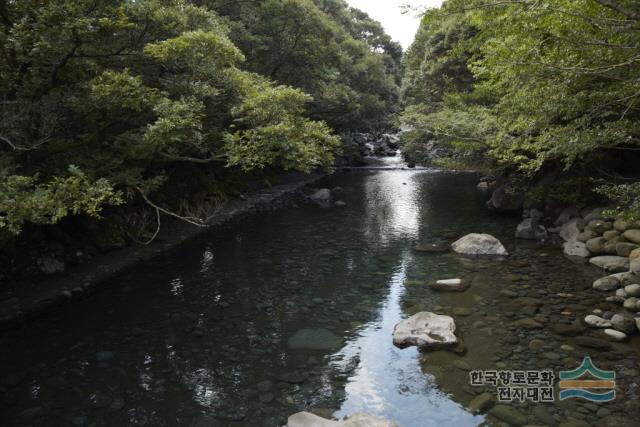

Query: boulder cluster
[547,207,640,340]
[338,132,402,165]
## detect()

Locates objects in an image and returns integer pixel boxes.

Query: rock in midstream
[451,234,508,256]
[429,279,469,292]
[392,312,457,349]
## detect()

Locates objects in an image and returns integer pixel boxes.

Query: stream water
[1,159,639,426]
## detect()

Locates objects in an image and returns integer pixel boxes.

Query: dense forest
[401,0,640,220]
[0,0,401,276]
[2,0,640,279]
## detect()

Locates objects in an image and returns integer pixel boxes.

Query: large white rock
[564,241,590,258]
[451,234,508,256]
[392,312,457,349]
[589,256,630,273]
[287,412,398,427]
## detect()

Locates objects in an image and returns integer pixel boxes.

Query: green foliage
[224,85,341,172]
[402,0,640,216]
[596,183,640,223]
[2,0,379,239]
[0,166,122,235]
[200,0,402,131]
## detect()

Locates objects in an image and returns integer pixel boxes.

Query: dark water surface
[2,162,639,426]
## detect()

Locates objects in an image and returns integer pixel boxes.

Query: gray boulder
[587,219,613,234]
[392,312,457,349]
[589,256,630,273]
[616,242,639,257]
[593,275,621,292]
[451,233,508,256]
[488,185,525,213]
[577,230,599,243]
[611,313,637,334]
[586,237,607,254]
[515,218,548,240]
[564,241,590,258]
[624,284,640,298]
[310,189,332,201]
[624,229,640,244]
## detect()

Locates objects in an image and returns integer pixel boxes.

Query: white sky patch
[345,0,444,49]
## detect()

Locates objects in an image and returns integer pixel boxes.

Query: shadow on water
[1,157,639,426]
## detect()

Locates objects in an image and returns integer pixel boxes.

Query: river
[1,159,638,426]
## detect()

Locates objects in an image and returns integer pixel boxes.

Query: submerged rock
[429,279,469,292]
[392,312,457,349]
[37,257,65,275]
[589,256,630,273]
[489,405,527,426]
[287,412,398,427]
[467,392,494,414]
[310,189,332,201]
[414,243,449,253]
[288,328,342,351]
[451,234,508,256]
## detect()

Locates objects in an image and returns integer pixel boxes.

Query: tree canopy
[402,0,640,217]
[0,0,400,246]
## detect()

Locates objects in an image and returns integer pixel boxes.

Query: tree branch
[134,186,208,228]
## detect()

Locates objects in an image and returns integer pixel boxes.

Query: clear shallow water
[1,161,639,426]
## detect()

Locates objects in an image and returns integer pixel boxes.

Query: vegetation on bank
[401,0,640,219]
[0,0,401,277]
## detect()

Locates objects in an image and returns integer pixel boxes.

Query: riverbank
[0,173,323,330]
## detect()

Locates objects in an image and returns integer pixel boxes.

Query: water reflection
[363,169,421,244]
[333,254,484,426]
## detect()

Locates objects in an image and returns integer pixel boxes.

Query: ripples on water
[1,158,638,426]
